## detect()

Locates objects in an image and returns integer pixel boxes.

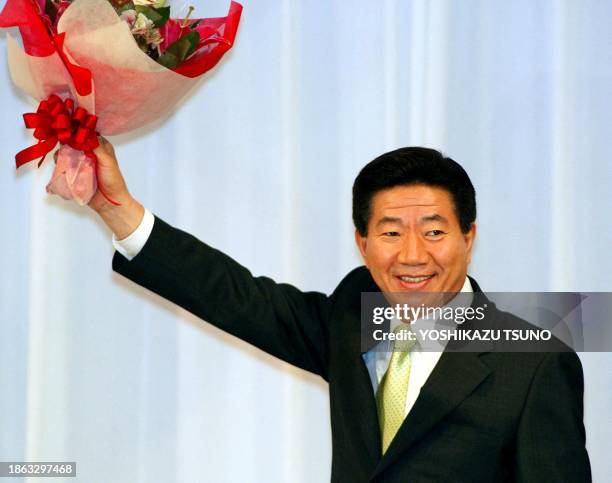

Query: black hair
[352,147,476,236]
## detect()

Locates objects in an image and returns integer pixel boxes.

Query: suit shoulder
[331,266,378,297]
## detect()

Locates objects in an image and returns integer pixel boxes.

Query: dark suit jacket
[112,216,591,482]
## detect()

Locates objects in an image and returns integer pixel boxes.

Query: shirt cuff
[112,207,155,261]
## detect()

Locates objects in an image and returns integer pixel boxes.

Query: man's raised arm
[84,138,331,378]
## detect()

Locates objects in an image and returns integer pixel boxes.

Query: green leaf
[157,31,200,69]
[135,5,170,28]
[118,3,136,14]
[155,6,170,26]
[157,52,179,69]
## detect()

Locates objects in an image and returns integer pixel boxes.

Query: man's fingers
[53,150,58,163]
[99,136,115,154]
[94,137,118,166]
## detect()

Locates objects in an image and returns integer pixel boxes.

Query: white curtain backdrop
[1,1,611,482]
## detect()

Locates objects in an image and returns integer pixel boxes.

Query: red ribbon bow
[16,94,98,168]
[16,94,119,205]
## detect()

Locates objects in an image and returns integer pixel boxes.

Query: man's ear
[355,229,368,263]
[464,222,477,265]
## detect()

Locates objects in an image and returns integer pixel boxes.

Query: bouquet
[0,0,242,204]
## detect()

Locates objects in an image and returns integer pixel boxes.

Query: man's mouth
[395,274,435,289]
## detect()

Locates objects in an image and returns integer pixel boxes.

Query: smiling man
[91,143,590,482]
[352,148,476,297]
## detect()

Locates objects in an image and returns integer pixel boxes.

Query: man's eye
[426,230,445,237]
[383,231,400,237]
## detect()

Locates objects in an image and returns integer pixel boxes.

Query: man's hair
[352,147,476,236]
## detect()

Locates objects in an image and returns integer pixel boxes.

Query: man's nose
[397,233,428,265]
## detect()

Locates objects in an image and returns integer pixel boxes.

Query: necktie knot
[392,324,417,353]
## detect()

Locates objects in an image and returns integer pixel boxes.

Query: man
[88,141,590,482]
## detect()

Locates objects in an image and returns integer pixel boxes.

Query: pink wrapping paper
[46,144,97,205]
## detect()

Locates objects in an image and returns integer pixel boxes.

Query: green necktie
[376,325,417,454]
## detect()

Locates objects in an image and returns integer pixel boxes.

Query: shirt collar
[388,276,474,351]
[389,276,473,331]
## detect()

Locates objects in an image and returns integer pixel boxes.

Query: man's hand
[87,137,145,240]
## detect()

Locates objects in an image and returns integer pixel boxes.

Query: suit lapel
[345,338,383,466]
[338,268,384,469]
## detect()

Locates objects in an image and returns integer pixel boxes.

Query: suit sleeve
[514,351,591,482]
[112,216,331,379]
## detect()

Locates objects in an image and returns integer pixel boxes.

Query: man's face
[355,184,476,297]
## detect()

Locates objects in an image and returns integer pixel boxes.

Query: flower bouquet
[0,0,242,204]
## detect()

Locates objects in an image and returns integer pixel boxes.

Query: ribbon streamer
[0,0,93,94]
[53,32,93,96]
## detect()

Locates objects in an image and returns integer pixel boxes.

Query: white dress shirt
[113,211,473,419]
